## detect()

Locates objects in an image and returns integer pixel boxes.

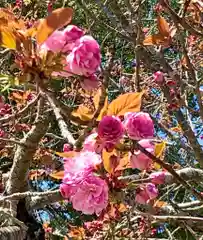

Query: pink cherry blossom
[64,151,102,174]
[70,174,108,215]
[63,143,71,152]
[0,104,11,116]
[64,35,101,76]
[40,25,84,53]
[83,133,104,154]
[60,151,108,215]
[146,182,159,199]
[150,172,166,184]
[119,76,129,87]
[98,116,124,144]
[62,25,84,52]
[153,71,164,84]
[40,30,67,53]
[135,183,158,204]
[124,112,154,140]
[60,170,91,198]
[130,139,154,170]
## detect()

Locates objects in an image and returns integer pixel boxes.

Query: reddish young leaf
[107,91,144,117]
[118,203,128,213]
[143,16,175,46]
[157,15,170,37]
[153,200,167,208]
[9,90,31,105]
[143,33,167,46]
[0,8,25,30]
[0,27,17,49]
[115,155,131,171]
[36,8,73,44]
[68,227,85,240]
[55,151,77,158]
[49,171,64,180]
[72,88,108,122]
[102,149,119,173]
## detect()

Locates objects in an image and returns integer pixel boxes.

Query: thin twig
[0,93,40,124]
[134,0,142,92]
[159,0,203,37]
[0,137,26,146]
[42,89,76,146]
[0,190,60,203]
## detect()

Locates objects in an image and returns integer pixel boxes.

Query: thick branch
[131,214,203,223]
[0,226,27,240]
[157,53,203,167]
[121,167,203,185]
[175,110,203,167]
[26,190,63,210]
[5,117,49,195]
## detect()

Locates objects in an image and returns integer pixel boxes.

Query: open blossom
[64,151,102,174]
[62,25,84,52]
[64,35,101,76]
[60,170,91,198]
[98,116,124,144]
[61,151,102,197]
[130,139,154,170]
[41,30,66,52]
[124,112,154,140]
[70,174,108,215]
[60,151,108,215]
[135,183,158,204]
[150,172,166,184]
[40,25,84,53]
[83,133,104,154]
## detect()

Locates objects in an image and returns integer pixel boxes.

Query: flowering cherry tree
[0,0,203,239]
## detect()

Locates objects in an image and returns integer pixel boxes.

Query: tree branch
[26,190,63,210]
[44,90,76,146]
[0,93,40,124]
[5,116,49,195]
[159,0,203,37]
[136,143,203,201]
[121,167,203,185]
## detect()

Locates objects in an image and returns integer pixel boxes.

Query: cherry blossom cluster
[41,24,167,215]
[40,25,101,90]
[60,111,166,214]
